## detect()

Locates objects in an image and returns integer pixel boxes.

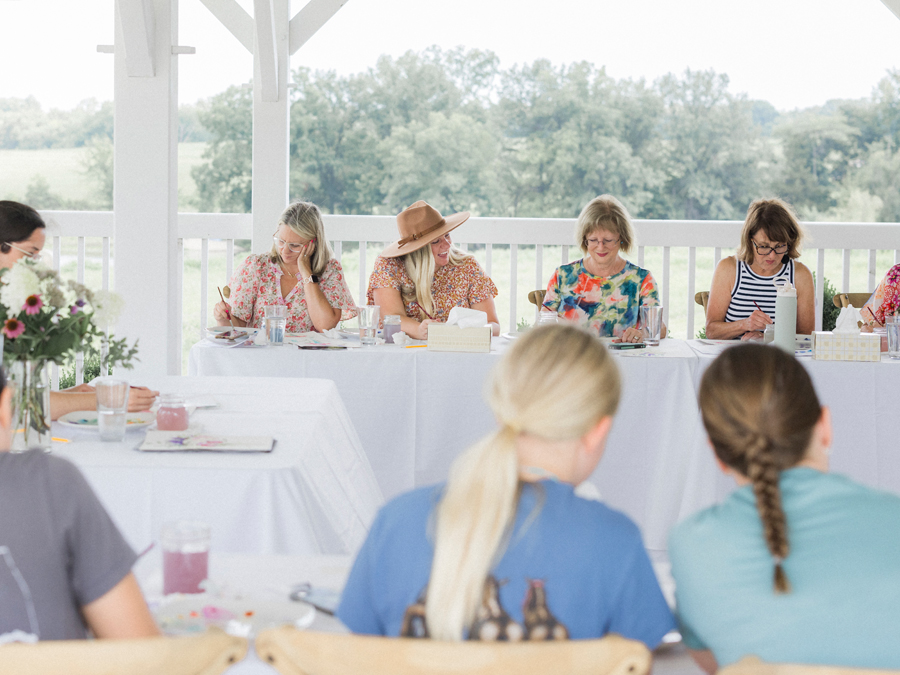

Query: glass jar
[383,315,403,344]
[157,394,190,431]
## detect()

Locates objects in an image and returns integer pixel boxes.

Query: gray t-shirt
[0,450,136,641]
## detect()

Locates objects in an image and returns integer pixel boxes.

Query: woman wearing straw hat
[338,324,674,644]
[366,201,500,340]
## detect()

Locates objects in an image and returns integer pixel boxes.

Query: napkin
[392,331,415,346]
[446,307,488,328]
[833,305,863,334]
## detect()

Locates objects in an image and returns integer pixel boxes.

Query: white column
[251,0,291,251]
[113,0,181,377]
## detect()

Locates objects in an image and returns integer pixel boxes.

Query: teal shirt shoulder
[669,468,900,668]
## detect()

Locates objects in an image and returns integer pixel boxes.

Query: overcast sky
[1,0,898,111]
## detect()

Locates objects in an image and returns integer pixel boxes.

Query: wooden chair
[832,292,872,309]
[528,290,546,308]
[694,291,710,315]
[719,655,900,675]
[256,627,651,675]
[0,630,248,675]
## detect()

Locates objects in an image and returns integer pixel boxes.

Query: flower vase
[8,359,52,453]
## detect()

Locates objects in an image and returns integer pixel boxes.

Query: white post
[113,0,181,377]
[251,0,290,251]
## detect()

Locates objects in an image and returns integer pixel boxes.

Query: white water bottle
[774,282,797,354]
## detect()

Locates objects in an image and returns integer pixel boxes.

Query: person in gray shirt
[0,367,159,642]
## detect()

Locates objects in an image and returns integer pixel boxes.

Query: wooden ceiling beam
[116,0,155,77]
[289,0,350,55]
[197,0,254,53]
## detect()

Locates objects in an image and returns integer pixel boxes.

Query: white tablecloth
[51,376,383,556]
[189,339,710,555]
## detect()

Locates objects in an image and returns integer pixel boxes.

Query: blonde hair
[576,195,636,256]
[737,198,805,264]
[425,324,621,640]
[698,344,821,594]
[402,244,470,320]
[269,201,334,276]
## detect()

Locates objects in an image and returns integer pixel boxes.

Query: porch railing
[39,210,900,379]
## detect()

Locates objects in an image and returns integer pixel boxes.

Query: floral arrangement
[0,259,139,449]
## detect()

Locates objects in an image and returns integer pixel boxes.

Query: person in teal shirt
[669,344,900,671]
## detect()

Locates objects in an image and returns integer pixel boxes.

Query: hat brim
[379,211,471,258]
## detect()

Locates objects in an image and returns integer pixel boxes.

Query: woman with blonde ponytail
[670,344,900,672]
[338,324,674,646]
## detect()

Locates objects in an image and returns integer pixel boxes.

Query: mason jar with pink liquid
[157,393,189,431]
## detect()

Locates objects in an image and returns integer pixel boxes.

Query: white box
[813,331,880,362]
[427,325,492,353]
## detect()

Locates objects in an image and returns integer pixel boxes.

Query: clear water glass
[357,305,380,346]
[886,314,900,360]
[641,305,664,346]
[95,377,129,442]
[265,304,287,345]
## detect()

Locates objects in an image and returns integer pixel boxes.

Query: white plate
[57,410,156,429]
[501,331,530,340]
[156,595,315,637]
[205,326,256,344]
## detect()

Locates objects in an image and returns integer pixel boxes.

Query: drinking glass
[538,310,559,325]
[383,315,402,344]
[157,393,189,431]
[886,314,900,360]
[94,378,129,442]
[641,305,664,346]
[161,521,211,595]
[357,305,380,346]
[265,304,287,345]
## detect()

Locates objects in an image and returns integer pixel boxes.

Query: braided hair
[698,344,821,593]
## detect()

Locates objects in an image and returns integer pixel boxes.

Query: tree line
[4,46,900,222]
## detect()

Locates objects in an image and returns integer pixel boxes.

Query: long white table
[189,339,711,555]
[51,376,383,557]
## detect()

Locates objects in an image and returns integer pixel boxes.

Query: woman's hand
[621,326,644,343]
[213,300,232,325]
[743,309,772,333]
[412,319,439,340]
[128,386,158,412]
[740,331,764,341]
[296,241,316,278]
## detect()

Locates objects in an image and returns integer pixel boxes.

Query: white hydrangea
[0,261,41,312]
[91,290,125,328]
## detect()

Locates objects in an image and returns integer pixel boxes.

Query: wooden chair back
[695,291,710,315]
[528,290,546,307]
[720,655,900,675]
[832,292,872,309]
[0,630,247,675]
[256,627,651,675]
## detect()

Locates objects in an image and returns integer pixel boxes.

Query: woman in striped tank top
[706,199,815,340]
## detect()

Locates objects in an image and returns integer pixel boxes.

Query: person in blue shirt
[338,324,675,647]
[670,344,900,672]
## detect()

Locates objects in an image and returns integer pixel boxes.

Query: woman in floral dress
[214,201,357,333]
[367,201,499,339]
[863,264,900,326]
[543,195,665,342]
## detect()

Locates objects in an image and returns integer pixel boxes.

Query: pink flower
[23,294,43,315]
[2,318,25,339]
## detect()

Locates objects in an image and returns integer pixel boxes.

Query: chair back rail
[719,655,900,675]
[255,627,651,675]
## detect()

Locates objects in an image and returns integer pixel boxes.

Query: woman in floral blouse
[863,264,900,326]
[543,195,665,342]
[367,201,499,340]
[214,201,357,333]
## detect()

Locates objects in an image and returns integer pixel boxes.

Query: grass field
[3,146,896,370]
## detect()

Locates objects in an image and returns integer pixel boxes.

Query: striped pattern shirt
[725,259,794,323]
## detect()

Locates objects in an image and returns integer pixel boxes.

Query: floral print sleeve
[463,258,498,306]
[542,259,659,338]
[227,254,263,325]
[319,258,358,321]
[865,264,900,324]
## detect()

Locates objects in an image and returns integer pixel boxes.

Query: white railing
[39,211,900,378]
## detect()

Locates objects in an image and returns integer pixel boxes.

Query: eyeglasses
[586,237,620,248]
[5,243,41,262]
[752,240,789,255]
[272,236,312,254]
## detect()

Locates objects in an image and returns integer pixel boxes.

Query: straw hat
[379,201,470,258]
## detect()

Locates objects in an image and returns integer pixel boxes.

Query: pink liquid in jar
[163,550,209,594]
[157,394,189,431]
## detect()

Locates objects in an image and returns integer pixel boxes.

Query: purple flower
[70,305,81,315]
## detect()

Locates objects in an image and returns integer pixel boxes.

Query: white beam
[251,0,290,251]
[289,0,349,55]
[114,0,181,376]
[197,0,254,53]
[254,0,279,102]
[881,0,900,21]
[116,0,155,77]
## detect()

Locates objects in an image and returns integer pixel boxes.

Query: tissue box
[427,325,491,353]
[813,331,880,362]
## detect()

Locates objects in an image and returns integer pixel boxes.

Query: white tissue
[322,328,342,339]
[446,307,489,329]
[392,331,415,346]
[833,305,863,334]
[253,329,267,346]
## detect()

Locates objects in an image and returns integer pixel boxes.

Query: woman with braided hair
[338,324,674,646]
[669,344,900,671]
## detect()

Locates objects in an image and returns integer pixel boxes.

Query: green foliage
[516,317,531,332]
[696,326,707,339]
[821,276,841,332]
